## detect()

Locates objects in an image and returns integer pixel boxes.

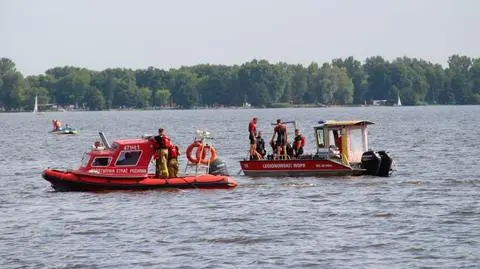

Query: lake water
[1,106,479,268]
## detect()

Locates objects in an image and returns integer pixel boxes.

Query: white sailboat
[242,95,251,108]
[397,94,402,106]
[33,95,38,113]
[33,95,44,114]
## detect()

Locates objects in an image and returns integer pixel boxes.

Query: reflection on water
[1,106,479,268]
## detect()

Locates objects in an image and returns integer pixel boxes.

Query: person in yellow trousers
[153,128,171,178]
[167,144,180,178]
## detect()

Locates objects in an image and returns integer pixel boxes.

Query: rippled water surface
[1,106,479,268]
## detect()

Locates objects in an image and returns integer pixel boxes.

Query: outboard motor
[376,151,393,177]
[208,158,229,176]
[361,151,381,176]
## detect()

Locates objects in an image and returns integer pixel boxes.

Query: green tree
[52,70,91,106]
[333,66,354,105]
[289,64,308,104]
[169,70,201,108]
[332,57,367,104]
[1,71,26,110]
[154,89,171,107]
[447,55,472,104]
[85,87,105,110]
[469,58,480,104]
[135,87,152,108]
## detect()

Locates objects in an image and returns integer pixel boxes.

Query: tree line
[0,55,479,111]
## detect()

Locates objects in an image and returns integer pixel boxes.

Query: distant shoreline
[0,101,472,114]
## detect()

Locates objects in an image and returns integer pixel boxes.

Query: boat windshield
[115,150,142,166]
[315,128,324,148]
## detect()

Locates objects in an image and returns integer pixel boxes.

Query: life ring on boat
[195,144,217,165]
[186,142,202,163]
[186,142,217,165]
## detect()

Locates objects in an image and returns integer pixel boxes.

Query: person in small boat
[248,117,258,160]
[167,144,180,178]
[153,128,172,178]
[271,119,287,159]
[255,131,266,159]
[293,129,305,158]
[52,119,62,131]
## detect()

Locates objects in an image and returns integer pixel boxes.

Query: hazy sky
[1,0,478,75]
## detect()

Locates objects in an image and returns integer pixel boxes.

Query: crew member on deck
[167,144,180,178]
[271,119,287,159]
[293,129,306,158]
[255,131,266,159]
[333,129,342,155]
[153,128,171,178]
[248,117,259,160]
[92,141,105,151]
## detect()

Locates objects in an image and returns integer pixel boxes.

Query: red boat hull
[42,169,237,191]
[240,159,365,177]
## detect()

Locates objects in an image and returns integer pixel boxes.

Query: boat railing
[183,129,215,176]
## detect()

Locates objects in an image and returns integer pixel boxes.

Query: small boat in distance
[33,95,44,115]
[42,131,237,191]
[240,120,394,177]
[50,127,78,135]
[394,93,402,106]
[242,95,251,108]
[49,120,79,135]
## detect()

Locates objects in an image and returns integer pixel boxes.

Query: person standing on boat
[167,144,179,178]
[248,117,259,160]
[333,129,342,155]
[293,129,305,158]
[256,131,266,159]
[153,128,171,178]
[271,119,287,159]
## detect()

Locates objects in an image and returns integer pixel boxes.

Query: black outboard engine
[361,151,381,176]
[208,158,229,176]
[376,151,393,177]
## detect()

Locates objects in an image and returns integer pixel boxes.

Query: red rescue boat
[43,131,237,191]
[240,120,394,177]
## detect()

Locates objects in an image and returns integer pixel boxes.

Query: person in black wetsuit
[255,131,266,159]
[271,119,287,159]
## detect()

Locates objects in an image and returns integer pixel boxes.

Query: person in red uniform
[293,129,305,158]
[333,129,342,154]
[153,128,171,178]
[167,144,179,178]
[248,117,259,160]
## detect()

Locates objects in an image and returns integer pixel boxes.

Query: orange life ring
[195,144,217,165]
[186,142,202,163]
[186,142,217,165]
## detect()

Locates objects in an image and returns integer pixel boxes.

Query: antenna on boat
[99,132,111,149]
